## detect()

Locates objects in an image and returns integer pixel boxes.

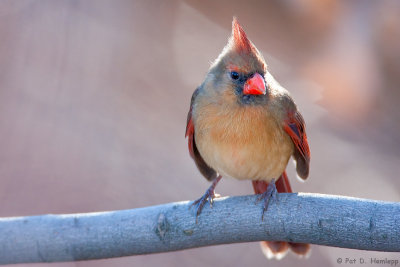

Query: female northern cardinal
[185,18,311,259]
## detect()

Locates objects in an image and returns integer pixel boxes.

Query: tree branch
[0,193,399,264]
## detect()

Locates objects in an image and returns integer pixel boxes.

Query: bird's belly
[204,140,292,182]
[195,109,293,182]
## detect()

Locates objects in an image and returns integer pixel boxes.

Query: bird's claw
[191,188,219,223]
[256,178,278,220]
[190,175,222,223]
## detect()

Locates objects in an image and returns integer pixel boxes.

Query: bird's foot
[256,178,278,220]
[191,175,222,223]
[191,188,219,220]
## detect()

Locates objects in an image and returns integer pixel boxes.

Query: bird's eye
[230,71,239,80]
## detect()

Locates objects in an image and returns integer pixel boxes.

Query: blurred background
[0,0,399,266]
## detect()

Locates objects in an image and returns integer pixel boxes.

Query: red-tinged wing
[185,107,195,154]
[186,88,218,181]
[283,111,310,180]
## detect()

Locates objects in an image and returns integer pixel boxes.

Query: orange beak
[243,73,266,95]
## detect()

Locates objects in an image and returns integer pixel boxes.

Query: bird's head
[206,18,268,106]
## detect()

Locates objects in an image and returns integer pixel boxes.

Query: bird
[185,18,311,259]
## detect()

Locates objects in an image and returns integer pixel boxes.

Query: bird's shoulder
[265,77,296,124]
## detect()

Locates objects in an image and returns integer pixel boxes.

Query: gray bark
[0,193,399,264]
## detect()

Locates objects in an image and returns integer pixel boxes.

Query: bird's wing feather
[186,88,218,181]
[283,111,310,179]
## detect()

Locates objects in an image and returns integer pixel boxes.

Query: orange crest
[231,17,253,53]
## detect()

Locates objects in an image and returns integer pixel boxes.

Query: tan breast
[194,102,293,182]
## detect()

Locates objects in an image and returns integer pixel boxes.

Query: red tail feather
[252,172,310,259]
